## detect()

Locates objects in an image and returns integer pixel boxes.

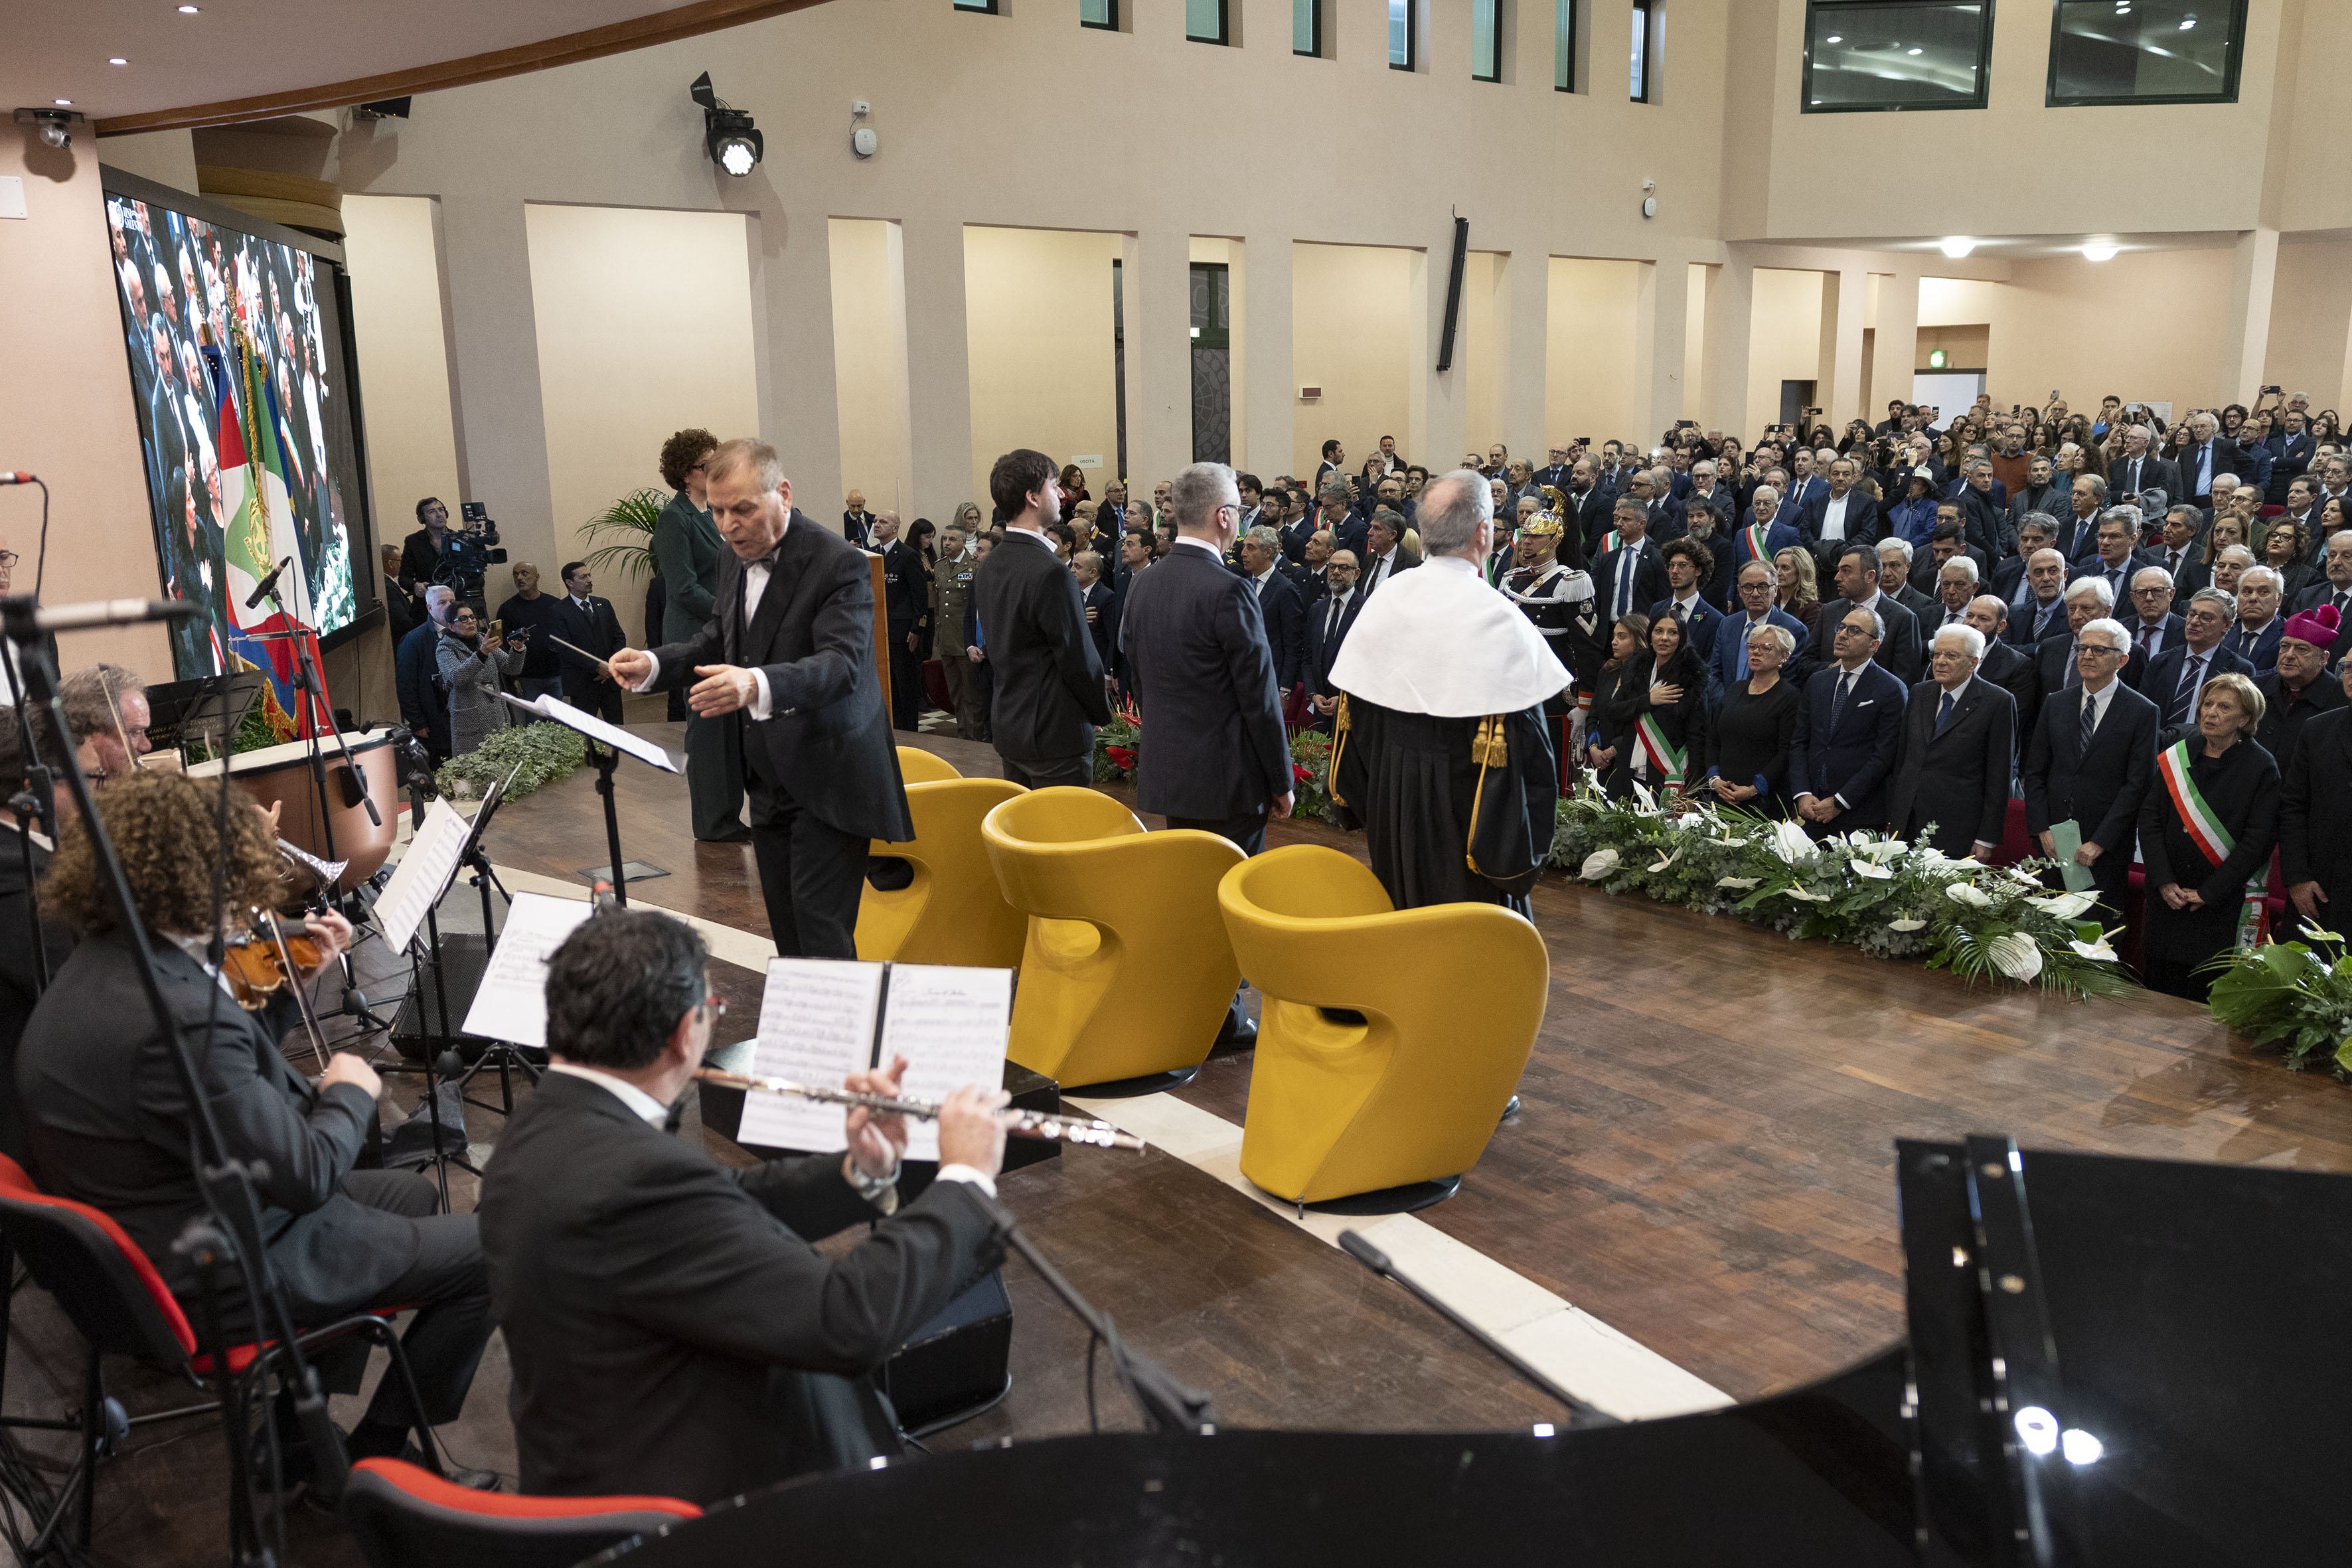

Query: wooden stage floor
[486,723,2352,1405]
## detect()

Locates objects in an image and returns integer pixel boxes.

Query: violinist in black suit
[550,562,630,723]
[482,910,1009,1502]
[2021,617,2159,915]
[613,440,914,960]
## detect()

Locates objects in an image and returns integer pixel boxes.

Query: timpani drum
[185,731,402,890]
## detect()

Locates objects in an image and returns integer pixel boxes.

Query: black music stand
[497,691,683,906]
[143,670,266,760]
[375,795,498,1208]
[444,765,548,1117]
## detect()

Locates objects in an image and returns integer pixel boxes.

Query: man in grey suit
[1122,463,1295,1048]
[2022,616,2159,915]
[1885,624,2017,860]
[612,439,913,960]
[483,910,1008,1502]
[971,449,1113,788]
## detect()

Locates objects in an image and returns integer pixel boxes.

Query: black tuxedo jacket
[1308,588,1365,698]
[550,593,629,707]
[1786,661,1909,826]
[1818,593,1925,685]
[971,529,1112,765]
[1119,545,1291,820]
[2021,680,2159,853]
[648,510,913,842]
[1251,569,1310,692]
[1886,675,2017,854]
[2282,707,2352,896]
[480,1072,1005,1503]
[17,934,402,1314]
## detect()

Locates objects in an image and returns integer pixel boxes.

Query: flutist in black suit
[480,910,1010,1502]
[612,440,914,959]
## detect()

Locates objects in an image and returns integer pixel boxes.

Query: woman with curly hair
[19,769,498,1479]
[652,426,747,840]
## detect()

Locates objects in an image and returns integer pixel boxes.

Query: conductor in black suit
[1122,464,1296,1048]
[972,449,1113,789]
[1237,524,1310,695]
[550,562,629,723]
[482,910,1010,1502]
[1886,623,2017,859]
[2022,617,2159,916]
[612,439,915,959]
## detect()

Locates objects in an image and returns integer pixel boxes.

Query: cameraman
[400,497,455,586]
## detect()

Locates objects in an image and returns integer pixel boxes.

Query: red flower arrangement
[1107,745,1138,771]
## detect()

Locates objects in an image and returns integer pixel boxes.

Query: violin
[220,906,333,1071]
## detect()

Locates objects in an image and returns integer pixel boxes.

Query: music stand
[374,795,491,1208]
[496,691,683,907]
[442,764,548,1117]
[143,670,267,760]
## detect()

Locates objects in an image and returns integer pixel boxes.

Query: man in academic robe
[1328,471,1569,915]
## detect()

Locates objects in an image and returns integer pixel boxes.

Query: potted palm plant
[577,487,668,582]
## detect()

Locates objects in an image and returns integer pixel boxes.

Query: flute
[690,1068,1148,1152]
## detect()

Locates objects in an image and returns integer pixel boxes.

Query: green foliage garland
[1547,774,2136,1000]
[435,720,589,803]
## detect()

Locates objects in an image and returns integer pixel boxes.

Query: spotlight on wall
[690,72,763,177]
[2080,242,2120,262]
[1938,236,1978,258]
[13,106,86,149]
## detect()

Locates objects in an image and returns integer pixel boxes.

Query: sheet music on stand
[497,691,682,773]
[738,959,1012,1160]
[376,797,471,953]
[459,892,596,1049]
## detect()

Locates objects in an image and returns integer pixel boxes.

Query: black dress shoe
[1500,1095,1522,1121]
[1211,1016,1258,1052]
[700,824,753,844]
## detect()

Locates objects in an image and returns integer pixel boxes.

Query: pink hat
[2282,603,2340,649]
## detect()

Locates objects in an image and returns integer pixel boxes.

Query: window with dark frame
[1081,0,1117,31]
[1294,0,1322,56]
[952,0,996,13]
[1556,0,1578,91]
[2049,0,2245,106]
[1186,0,1227,44]
[1474,0,1502,81]
[1802,1,1992,113]
[1389,0,1417,70]
[1630,0,1652,102]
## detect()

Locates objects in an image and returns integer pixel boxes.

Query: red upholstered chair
[342,1457,702,1568]
[0,1154,439,1549]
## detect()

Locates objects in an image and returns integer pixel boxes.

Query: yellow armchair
[980,788,1245,1090]
[1218,844,1545,1206]
[856,761,1030,967]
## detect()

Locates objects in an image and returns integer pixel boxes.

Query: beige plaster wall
[1545,257,1640,447]
[522,202,761,649]
[829,217,911,518]
[1747,268,1825,435]
[340,195,461,560]
[1292,242,1414,479]
[963,226,1122,510]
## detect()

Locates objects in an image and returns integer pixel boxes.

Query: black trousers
[684,710,746,840]
[888,623,923,731]
[563,679,627,726]
[747,770,868,959]
[281,1169,491,1432]
[1002,754,1093,791]
[1164,812,1268,1040]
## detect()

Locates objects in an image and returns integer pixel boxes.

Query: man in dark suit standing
[1788,603,1909,835]
[1122,465,1295,1048]
[1074,550,1119,678]
[1237,524,1309,695]
[1794,456,1879,566]
[841,489,875,549]
[2152,506,2211,609]
[874,514,929,731]
[2280,651,2352,937]
[969,449,1112,788]
[2176,412,2242,509]
[613,439,914,959]
[1594,496,1667,641]
[1878,539,1942,627]
[1967,595,2041,745]
[2123,566,2187,662]
[2110,424,2180,507]
[482,910,1009,1502]
[2021,616,2157,915]
[550,562,630,724]
[1886,624,2017,860]
[2033,579,2146,702]
[2142,589,2256,729]
[1357,509,1419,597]
[2074,510,2157,607]
[1305,550,1365,732]
[1818,544,1924,685]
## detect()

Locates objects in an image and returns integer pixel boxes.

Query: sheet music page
[876,965,1012,1163]
[738,958,887,1152]
[459,893,594,1048]
[505,692,682,774]
[377,798,470,953]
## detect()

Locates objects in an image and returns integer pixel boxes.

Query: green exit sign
[1928,349,1948,369]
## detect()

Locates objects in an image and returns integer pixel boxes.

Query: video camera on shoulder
[435,501,509,595]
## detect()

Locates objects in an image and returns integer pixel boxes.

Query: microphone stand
[259,572,380,867]
[2,593,349,1562]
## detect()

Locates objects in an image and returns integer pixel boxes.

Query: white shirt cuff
[627,651,660,694]
[749,667,773,722]
[935,1164,999,1199]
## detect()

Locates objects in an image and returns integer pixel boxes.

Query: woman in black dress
[1703,620,1800,816]
[1589,614,1709,799]
[2138,672,2281,1001]
[1585,614,1648,792]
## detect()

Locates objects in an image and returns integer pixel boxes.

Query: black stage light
[689,71,762,177]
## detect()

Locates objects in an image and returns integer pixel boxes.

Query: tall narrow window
[1294,0,1322,55]
[1555,0,1577,91]
[1630,1,1651,100]
[1186,0,1227,44]
[1081,0,1117,29]
[1389,0,1417,69]
[1473,0,1501,81]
